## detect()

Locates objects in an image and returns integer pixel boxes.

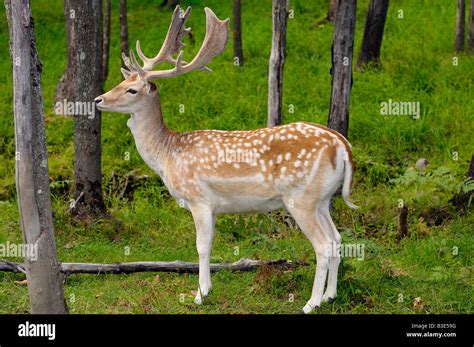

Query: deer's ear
[145,82,156,95]
[121,68,132,79]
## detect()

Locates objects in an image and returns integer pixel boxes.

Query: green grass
[0,0,472,314]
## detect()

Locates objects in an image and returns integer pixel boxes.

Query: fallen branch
[0,259,26,274]
[0,258,306,275]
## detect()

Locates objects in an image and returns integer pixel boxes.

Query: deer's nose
[94,97,103,104]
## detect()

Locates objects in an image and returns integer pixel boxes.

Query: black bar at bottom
[0,314,471,346]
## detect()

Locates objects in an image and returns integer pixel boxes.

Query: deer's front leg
[190,204,215,305]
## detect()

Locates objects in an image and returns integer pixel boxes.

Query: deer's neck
[127,94,175,179]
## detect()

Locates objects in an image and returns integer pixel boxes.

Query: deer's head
[95,6,229,115]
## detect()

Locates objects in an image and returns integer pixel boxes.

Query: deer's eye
[126,88,138,95]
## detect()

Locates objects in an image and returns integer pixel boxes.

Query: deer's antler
[125,6,229,81]
[136,5,192,70]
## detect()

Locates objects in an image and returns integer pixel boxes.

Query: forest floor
[0,0,472,313]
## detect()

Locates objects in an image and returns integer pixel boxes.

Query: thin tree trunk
[268,0,289,128]
[328,0,357,138]
[103,0,111,82]
[467,0,474,52]
[357,0,389,68]
[397,206,408,240]
[233,0,244,66]
[328,0,337,22]
[71,0,106,217]
[54,0,75,110]
[455,0,466,52]
[120,0,129,72]
[5,0,67,314]
[161,0,179,9]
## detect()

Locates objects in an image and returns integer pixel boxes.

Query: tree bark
[328,0,357,138]
[357,0,389,68]
[102,0,111,82]
[455,0,466,52]
[0,258,306,275]
[120,0,129,72]
[268,0,289,128]
[233,0,244,66]
[328,0,337,22]
[71,0,106,217]
[160,0,179,9]
[54,0,75,109]
[5,0,67,314]
[467,0,474,52]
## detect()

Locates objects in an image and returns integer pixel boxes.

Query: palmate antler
[123,6,229,81]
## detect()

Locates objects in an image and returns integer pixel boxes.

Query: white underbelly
[213,196,284,214]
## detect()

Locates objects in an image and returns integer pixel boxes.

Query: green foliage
[390,166,461,194]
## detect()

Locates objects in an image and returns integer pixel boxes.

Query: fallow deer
[95,6,358,314]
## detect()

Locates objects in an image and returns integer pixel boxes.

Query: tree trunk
[328,0,337,22]
[467,0,474,52]
[328,0,357,138]
[102,0,111,82]
[268,0,289,128]
[71,0,106,217]
[357,0,389,68]
[233,0,244,66]
[54,0,75,110]
[160,0,179,9]
[5,0,67,314]
[455,0,466,52]
[397,206,408,240]
[120,0,129,72]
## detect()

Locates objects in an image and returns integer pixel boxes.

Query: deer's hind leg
[318,198,341,302]
[283,196,335,314]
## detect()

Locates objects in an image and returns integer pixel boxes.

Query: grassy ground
[0,0,472,313]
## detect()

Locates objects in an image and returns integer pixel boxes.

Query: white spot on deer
[285,153,291,161]
[276,155,283,164]
[233,163,240,169]
[294,160,301,168]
